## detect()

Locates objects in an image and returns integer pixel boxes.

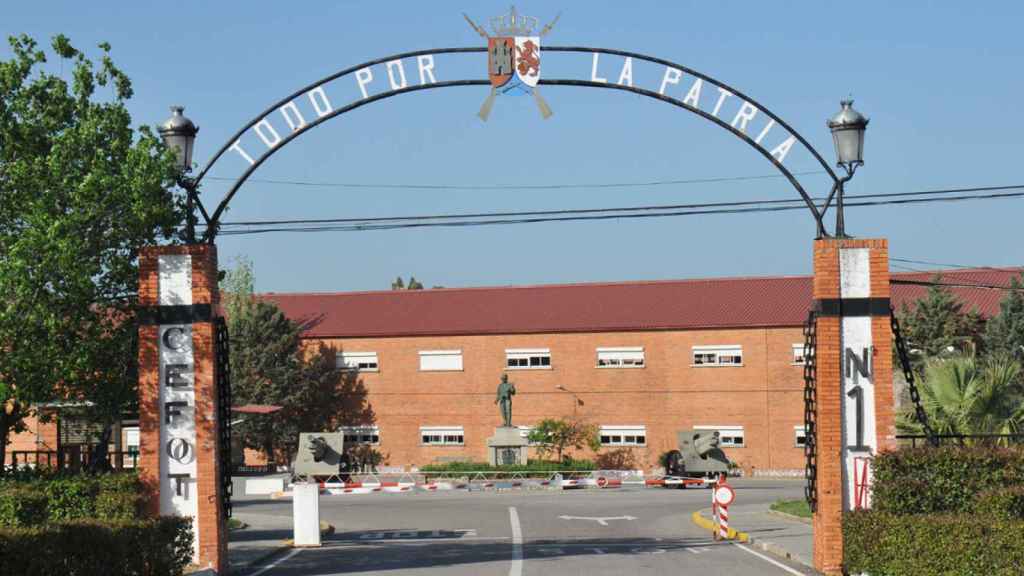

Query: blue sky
[5,2,1023,292]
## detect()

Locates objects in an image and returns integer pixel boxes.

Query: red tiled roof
[263,268,1022,339]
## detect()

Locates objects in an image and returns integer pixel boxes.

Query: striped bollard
[718,504,729,539]
[713,477,736,540]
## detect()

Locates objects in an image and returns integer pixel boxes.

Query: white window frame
[420,426,465,446]
[341,425,380,446]
[336,351,380,372]
[599,425,647,447]
[505,348,552,370]
[418,350,463,372]
[791,344,807,365]
[794,425,807,448]
[692,345,743,367]
[596,347,645,369]
[694,425,745,448]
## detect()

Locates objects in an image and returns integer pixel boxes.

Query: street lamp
[556,385,582,416]
[826,99,869,238]
[159,106,200,243]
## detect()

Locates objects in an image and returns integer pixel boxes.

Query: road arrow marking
[557,515,637,526]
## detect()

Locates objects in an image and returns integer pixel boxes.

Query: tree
[899,278,985,364]
[0,34,182,471]
[984,273,1024,361]
[528,417,601,463]
[899,354,1024,444]
[224,260,375,464]
[391,276,424,290]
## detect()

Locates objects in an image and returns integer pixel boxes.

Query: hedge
[975,485,1024,521]
[845,510,1024,575]
[0,472,142,526]
[871,446,1024,514]
[0,517,193,576]
[419,459,596,473]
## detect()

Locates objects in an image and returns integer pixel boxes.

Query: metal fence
[7,449,139,471]
[896,434,1024,448]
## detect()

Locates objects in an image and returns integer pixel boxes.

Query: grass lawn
[770,498,812,518]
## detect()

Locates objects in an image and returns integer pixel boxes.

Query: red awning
[232,404,282,415]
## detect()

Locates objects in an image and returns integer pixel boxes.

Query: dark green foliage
[898,278,985,361]
[0,472,142,526]
[975,485,1024,521]
[871,446,1024,514]
[984,272,1024,361]
[0,486,49,526]
[223,259,375,465]
[0,516,193,576]
[845,511,1024,576]
[419,459,596,473]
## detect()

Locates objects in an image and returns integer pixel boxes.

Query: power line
[209,185,1024,235]
[891,257,1015,271]
[890,279,1023,291]
[204,170,827,191]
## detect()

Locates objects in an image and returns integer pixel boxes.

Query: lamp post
[827,99,869,238]
[158,106,200,243]
[556,385,582,416]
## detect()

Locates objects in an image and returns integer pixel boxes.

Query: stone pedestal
[487,427,528,466]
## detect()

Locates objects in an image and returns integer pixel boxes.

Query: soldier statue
[495,373,516,427]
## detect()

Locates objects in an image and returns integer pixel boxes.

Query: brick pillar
[138,244,226,573]
[811,238,895,575]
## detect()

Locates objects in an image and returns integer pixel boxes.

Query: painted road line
[247,548,302,576]
[732,543,806,576]
[509,506,523,576]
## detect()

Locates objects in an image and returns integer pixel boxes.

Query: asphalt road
[232,479,814,576]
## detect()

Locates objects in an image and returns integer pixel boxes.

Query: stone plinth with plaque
[487,427,528,466]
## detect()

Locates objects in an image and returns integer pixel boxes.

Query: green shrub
[0,516,193,576]
[872,446,1024,514]
[845,510,1024,575]
[0,487,49,527]
[0,472,143,526]
[975,485,1024,521]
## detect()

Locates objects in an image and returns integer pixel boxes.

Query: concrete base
[486,427,528,466]
[292,483,321,547]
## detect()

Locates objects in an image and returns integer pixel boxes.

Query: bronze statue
[495,373,516,427]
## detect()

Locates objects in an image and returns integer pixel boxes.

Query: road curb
[691,509,815,570]
[690,509,749,542]
[767,508,813,525]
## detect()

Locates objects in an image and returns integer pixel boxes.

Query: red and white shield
[514,36,540,87]
[488,37,514,88]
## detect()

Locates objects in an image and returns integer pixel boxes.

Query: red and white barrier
[711,474,735,540]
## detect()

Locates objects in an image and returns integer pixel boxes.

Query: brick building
[262,267,1018,474]
[6,267,1018,474]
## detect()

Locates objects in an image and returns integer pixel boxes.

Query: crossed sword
[463,12,560,121]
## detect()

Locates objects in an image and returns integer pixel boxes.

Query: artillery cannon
[292,432,349,479]
[664,429,731,479]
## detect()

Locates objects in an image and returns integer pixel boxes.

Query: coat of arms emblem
[464,7,559,120]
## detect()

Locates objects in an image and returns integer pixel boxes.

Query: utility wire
[890,279,1024,291]
[203,170,827,191]
[209,185,1024,235]
[891,257,1015,271]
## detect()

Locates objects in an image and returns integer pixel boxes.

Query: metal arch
[195,46,841,242]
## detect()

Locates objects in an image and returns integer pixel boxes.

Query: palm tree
[899,353,1024,446]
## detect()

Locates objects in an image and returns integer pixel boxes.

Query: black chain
[890,309,939,447]
[215,317,234,518]
[802,310,818,512]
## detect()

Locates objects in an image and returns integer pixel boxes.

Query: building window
[506,348,551,370]
[420,426,464,446]
[596,347,645,368]
[692,345,743,366]
[419,350,463,371]
[341,426,380,446]
[337,351,380,372]
[794,425,807,447]
[792,344,807,365]
[599,425,647,446]
[695,425,745,447]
